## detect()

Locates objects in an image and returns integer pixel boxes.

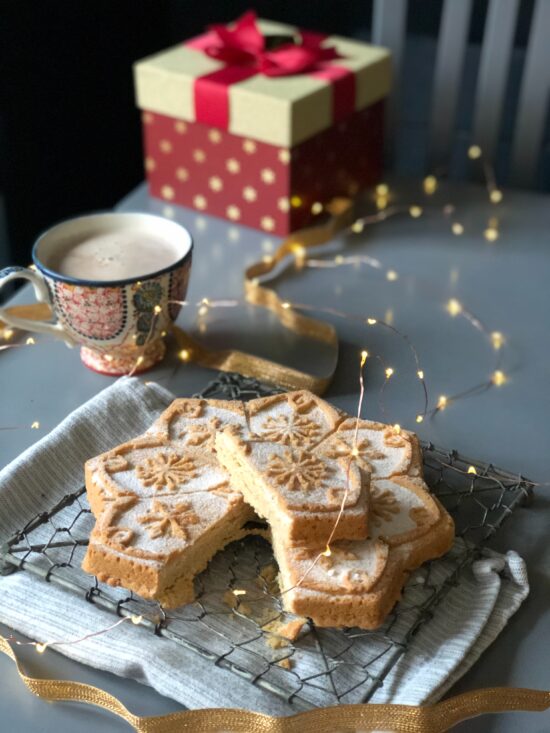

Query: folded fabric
[0,378,529,714]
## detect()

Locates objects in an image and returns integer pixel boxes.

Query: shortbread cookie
[245,392,343,449]
[216,395,425,545]
[318,417,421,481]
[86,398,247,517]
[84,485,254,607]
[83,389,450,620]
[216,428,369,544]
[85,436,237,516]
[272,475,454,628]
[83,398,254,607]
[148,397,247,448]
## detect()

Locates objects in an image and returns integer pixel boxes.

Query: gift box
[134,12,391,235]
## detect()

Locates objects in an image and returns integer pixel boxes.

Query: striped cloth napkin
[0,378,529,714]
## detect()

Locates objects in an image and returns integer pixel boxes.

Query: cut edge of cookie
[215,428,370,544]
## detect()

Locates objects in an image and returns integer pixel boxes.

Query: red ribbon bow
[187,11,355,130]
[204,10,340,76]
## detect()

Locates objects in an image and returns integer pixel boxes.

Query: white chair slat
[371,0,408,160]
[472,0,520,161]
[428,0,473,171]
[510,0,550,187]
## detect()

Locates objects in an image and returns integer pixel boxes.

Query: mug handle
[0,266,76,346]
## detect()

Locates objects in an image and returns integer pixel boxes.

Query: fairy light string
[2,214,506,429]
[5,614,143,656]
[281,348,369,594]
[323,348,369,556]
[1,154,546,660]
[0,142,543,682]
[1,147,508,434]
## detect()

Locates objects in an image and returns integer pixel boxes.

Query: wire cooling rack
[0,373,534,709]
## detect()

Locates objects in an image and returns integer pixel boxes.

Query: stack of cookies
[83,391,454,629]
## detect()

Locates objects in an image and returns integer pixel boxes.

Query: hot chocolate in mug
[0,212,193,375]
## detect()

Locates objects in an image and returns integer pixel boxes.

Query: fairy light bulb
[136,355,145,367]
[367,318,377,326]
[281,302,291,310]
[334,255,344,265]
[2,328,14,340]
[393,424,401,434]
[376,195,388,210]
[451,222,464,236]
[385,367,394,379]
[376,183,389,196]
[31,421,40,429]
[360,350,369,366]
[467,466,477,475]
[491,331,504,350]
[198,305,208,317]
[233,589,247,596]
[311,201,323,215]
[484,227,499,242]
[105,354,114,363]
[492,370,507,386]
[468,145,482,160]
[423,175,437,195]
[386,270,398,281]
[416,415,424,424]
[446,299,462,317]
[26,337,35,345]
[290,195,302,208]
[437,395,448,410]
[409,205,423,218]
[490,189,503,204]
[35,643,47,654]
[131,615,143,625]
[291,243,307,267]
[417,370,424,380]
[179,349,191,362]
[351,446,360,457]
[351,220,364,234]
[321,546,332,557]
[153,305,162,315]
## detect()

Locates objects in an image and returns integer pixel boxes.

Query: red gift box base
[142,102,383,236]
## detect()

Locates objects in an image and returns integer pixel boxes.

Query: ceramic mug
[0,212,193,375]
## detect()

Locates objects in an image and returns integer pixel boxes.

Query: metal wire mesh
[0,373,534,710]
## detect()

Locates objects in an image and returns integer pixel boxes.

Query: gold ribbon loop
[172,327,331,394]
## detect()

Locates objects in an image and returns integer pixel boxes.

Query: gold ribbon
[1,635,549,733]
[1,198,354,394]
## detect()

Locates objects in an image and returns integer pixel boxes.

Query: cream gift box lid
[134,19,391,148]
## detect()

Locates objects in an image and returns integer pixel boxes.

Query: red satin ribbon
[186,11,356,132]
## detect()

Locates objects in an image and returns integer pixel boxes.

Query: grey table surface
[0,180,549,731]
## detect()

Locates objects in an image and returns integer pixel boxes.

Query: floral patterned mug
[0,212,193,375]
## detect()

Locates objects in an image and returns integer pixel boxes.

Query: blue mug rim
[31,211,194,288]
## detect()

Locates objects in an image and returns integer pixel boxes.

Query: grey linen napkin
[0,378,529,714]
